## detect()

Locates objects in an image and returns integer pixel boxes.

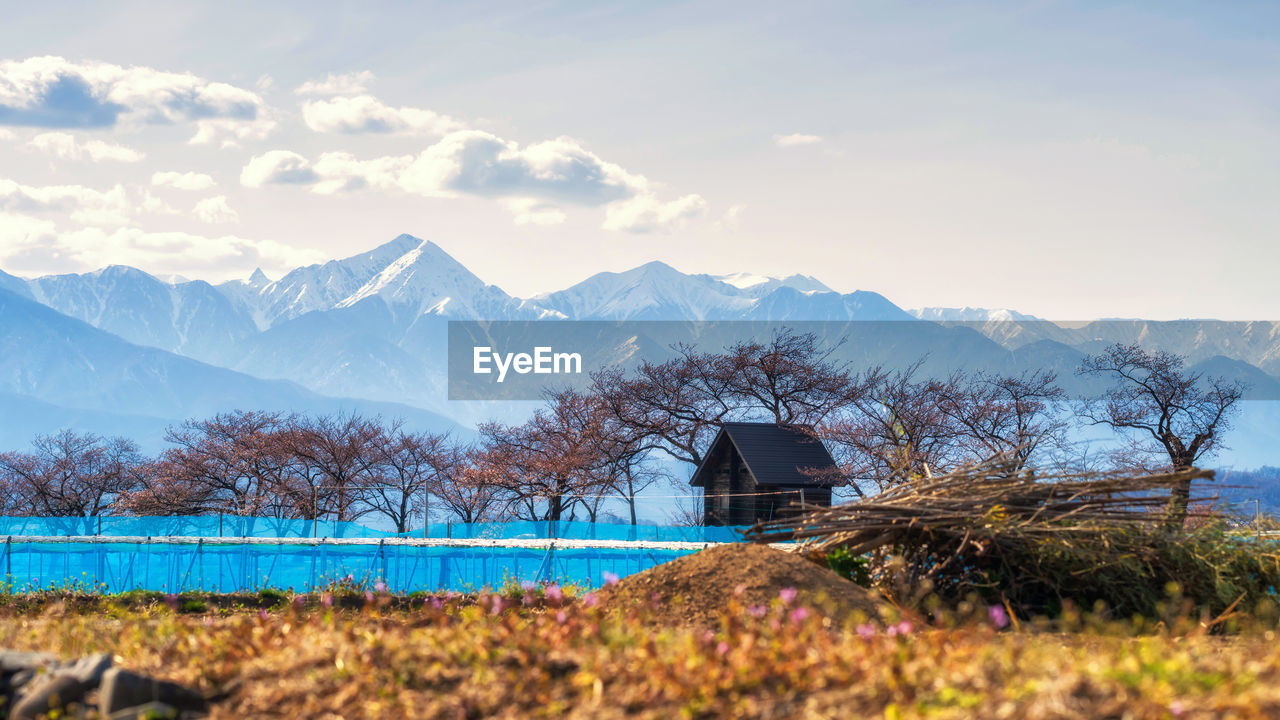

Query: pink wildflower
[545,584,564,602]
[988,604,1010,629]
[790,607,810,624]
[582,592,599,608]
[779,587,798,604]
[556,610,567,624]
[856,623,876,639]
[602,571,620,586]
[748,604,768,618]
[716,641,730,656]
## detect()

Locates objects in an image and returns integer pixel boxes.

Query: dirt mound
[599,543,884,628]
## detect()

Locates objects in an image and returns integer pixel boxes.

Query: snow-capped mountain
[222,234,541,328]
[712,272,834,298]
[535,261,757,320]
[2,232,1278,438]
[909,307,1043,323]
[24,266,258,365]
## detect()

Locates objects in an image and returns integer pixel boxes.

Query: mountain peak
[247,268,269,287]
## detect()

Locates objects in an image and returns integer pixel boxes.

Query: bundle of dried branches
[743,458,1241,615]
[745,458,1214,553]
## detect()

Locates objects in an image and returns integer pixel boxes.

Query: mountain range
[1,234,1278,468]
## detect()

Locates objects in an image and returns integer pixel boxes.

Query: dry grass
[2,592,1280,719]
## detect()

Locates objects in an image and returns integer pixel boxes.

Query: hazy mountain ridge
[2,234,1278,443]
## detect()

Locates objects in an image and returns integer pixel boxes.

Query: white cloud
[27,131,144,162]
[0,178,134,225]
[0,212,322,280]
[302,94,464,136]
[151,171,215,191]
[0,56,273,143]
[0,178,188,226]
[502,198,567,226]
[0,128,13,140]
[310,151,413,194]
[241,130,705,232]
[295,71,375,97]
[603,193,707,233]
[240,150,319,187]
[193,195,238,224]
[715,203,747,230]
[774,133,823,147]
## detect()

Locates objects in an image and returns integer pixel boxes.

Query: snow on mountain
[24,266,258,365]
[335,237,531,320]
[712,272,833,298]
[909,307,1043,323]
[225,233,424,329]
[535,261,758,320]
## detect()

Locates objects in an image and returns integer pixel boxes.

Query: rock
[107,701,179,719]
[8,652,112,720]
[0,652,56,673]
[99,668,208,716]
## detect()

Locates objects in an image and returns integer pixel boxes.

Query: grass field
[5,587,1280,719]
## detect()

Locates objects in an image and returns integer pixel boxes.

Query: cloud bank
[0,56,273,143]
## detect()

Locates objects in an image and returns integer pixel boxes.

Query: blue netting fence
[0,516,749,594]
[0,516,748,543]
[0,541,696,595]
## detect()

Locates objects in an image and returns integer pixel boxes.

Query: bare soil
[598,543,885,628]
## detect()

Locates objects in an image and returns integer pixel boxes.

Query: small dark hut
[690,422,841,526]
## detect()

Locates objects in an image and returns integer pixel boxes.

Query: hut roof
[689,422,840,488]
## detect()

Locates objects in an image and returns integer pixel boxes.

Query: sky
[0,1,1277,320]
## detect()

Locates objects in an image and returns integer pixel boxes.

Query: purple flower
[520,580,537,591]
[258,609,269,621]
[790,607,810,624]
[374,580,388,594]
[556,610,567,624]
[748,604,768,618]
[321,593,334,608]
[545,584,564,601]
[602,571,620,586]
[779,587,798,604]
[856,623,876,639]
[582,592,599,608]
[429,596,444,610]
[716,641,730,656]
[988,604,1010,629]
[364,591,375,604]
[489,595,505,614]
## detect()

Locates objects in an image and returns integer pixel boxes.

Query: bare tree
[434,448,510,524]
[152,411,293,516]
[365,430,456,533]
[591,344,737,467]
[478,390,615,523]
[286,412,386,522]
[720,329,880,426]
[824,361,965,493]
[0,431,143,517]
[935,369,1068,472]
[1078,343,1247,525]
